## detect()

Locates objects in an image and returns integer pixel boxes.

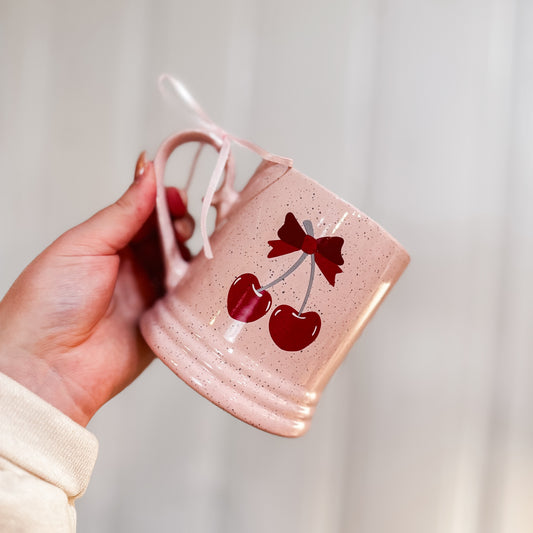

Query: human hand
[0,153,193,426]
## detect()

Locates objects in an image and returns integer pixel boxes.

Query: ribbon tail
[200,136,231,259]
[232,135,293,168]
[314,254,343,286]
[158,74,214,129]
[267,240,301,258]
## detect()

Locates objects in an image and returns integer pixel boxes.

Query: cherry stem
[298,254,316,315]
[259,252,307,291]
[298,220,316,315]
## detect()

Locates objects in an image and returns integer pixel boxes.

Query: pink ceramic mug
[140,130,410,437]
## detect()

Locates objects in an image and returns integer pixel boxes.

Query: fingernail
[174,213,195,242]
[166,187,188,217]
[135,151,148,181]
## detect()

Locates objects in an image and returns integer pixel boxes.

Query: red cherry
[227,273,272,323]
[269,305,321,351]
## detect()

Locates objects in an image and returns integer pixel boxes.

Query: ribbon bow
[268,213,344,286]
[159,74,293,259]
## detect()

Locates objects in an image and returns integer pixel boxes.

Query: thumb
[59,159,157,256]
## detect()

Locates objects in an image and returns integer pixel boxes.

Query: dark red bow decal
[268,212,344,286]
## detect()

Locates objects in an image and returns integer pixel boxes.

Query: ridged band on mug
[140,297,320,438]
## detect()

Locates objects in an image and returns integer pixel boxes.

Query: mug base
[140,297,318,438]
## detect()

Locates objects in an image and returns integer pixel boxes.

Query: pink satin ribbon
[158,74,294,259]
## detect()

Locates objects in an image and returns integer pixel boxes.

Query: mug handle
[153,130,237,291]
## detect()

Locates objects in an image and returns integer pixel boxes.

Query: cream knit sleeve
[0,372,98,532]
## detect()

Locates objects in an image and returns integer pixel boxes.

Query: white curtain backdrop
[1,1,532,532]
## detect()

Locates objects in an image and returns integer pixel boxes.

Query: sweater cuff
[0,372,98,499]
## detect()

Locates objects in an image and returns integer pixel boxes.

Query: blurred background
[1,0,532,532]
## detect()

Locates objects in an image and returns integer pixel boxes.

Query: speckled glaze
[140,131,410,438]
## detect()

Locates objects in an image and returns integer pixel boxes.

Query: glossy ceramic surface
[140,134,410,437]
